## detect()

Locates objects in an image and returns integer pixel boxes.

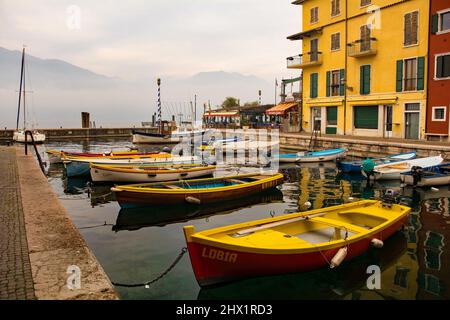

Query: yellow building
[287,0,430,139]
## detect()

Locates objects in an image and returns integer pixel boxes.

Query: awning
[266,102,298,116]
[347,96,398,106]
[282,77,302,84]
[203,111,239,117]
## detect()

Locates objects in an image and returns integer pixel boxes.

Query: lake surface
[38,139,450,300]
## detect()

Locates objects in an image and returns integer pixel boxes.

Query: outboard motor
[381,189,399,206]
[362,158,376,181]
[411,166,423,187]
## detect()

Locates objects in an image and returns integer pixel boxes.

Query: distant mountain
[0,47,117,90]
[0,47,274,128]
[168,71,272,107]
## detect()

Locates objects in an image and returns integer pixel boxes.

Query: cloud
[0,0,302,81]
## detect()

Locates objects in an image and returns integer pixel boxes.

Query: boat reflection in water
[197,232,408,300]
[112,188,284,232]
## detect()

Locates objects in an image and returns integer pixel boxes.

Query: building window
[326,69,345,97]
[331,33,340,51]
[331,0,340,17]
[432,107,447,121]
[360,0,371,7]
[439,10,450,32]
[397,57,425,92]
[435,54,450,79]
[360,65,371,95]
[404,11,419,46]
[354,105,378,129]
[404,58,418,91]
[310,7,319,23]
[360,25,372,52]
[331,71,340,96]
[310,38,319,61]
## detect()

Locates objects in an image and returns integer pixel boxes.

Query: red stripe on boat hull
[186,217,407,287]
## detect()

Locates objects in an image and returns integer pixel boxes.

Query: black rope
[112,247,188,288]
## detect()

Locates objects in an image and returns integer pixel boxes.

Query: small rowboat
[63,155,201,178]
[90,163,216,183]
[276,148,346,163]
[201,139,279,153]
[362,155,443,180]
[183,199,411,287]
[337,152,416,173]
[47,149,149,164]
[132,129,210,144]
[400,163,450,187]
[111,172,284,208]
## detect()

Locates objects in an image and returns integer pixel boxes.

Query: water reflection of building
[343,211,420,300]
[416,198,450,299]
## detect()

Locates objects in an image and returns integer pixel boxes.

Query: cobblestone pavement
[0,147,35,300]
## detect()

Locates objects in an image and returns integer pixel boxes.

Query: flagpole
[274,78,278,105]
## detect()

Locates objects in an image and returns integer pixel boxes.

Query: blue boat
[337,152,417,173]
[277,148,346,163]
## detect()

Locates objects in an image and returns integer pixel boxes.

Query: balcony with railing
[286,52,323,69]
[347,38,377,57]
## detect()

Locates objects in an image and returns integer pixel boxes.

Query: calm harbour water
[38,139,450,300]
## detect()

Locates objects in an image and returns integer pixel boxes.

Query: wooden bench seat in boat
[224,178,246,184]
[166,185,182,189]
[309,217,370,234]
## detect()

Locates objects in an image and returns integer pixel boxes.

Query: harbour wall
[0,127,157,142]
[279,133,450,160]
[215,129,450,160]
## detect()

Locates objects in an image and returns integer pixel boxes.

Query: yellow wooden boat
[183,199,411,287]
[112,172,284,208]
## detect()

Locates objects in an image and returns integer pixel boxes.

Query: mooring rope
[78,221,114,229]
[112,247,188,288]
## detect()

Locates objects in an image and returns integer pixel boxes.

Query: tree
[243,101,259,108]
[221,97,239,110]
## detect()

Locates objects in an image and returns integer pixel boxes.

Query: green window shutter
[326,71,331,97]
[396,60,403,92]
[310,73,318,98]
[310,73,314,98]
[360,66,365,95]
[360,65,370,95]
[364,65,371,94]
[417,56,425,90]
[431,14,439,34]
[354,106,378,129]
[339,69,345,96]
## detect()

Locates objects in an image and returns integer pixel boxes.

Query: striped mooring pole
[157,78,161,134]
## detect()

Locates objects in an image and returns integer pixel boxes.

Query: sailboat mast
[23,49,26,130]
[16,47,25,130]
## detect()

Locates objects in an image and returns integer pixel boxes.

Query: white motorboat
[363,155,444,180]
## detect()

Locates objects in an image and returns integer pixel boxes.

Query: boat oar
[232,212,328,237]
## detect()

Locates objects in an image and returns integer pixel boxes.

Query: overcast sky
[1,0,303,81]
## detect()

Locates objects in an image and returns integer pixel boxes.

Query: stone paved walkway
[0,147,35,299]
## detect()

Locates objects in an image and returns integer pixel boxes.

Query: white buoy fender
[330,247,348,269]
[371,238,384,248]
[185,196,201,204]
[431,187,439,192]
